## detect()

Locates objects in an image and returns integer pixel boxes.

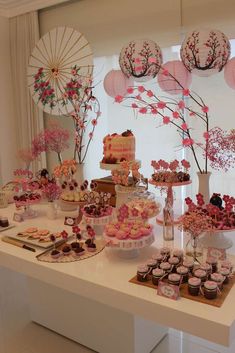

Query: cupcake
[137,265,149,282]
[152,268,164,286]
[188,277,201,296]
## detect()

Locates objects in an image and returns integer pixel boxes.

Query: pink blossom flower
[138,86,145,93]
[181,123,188,131]
[181,159,190,169]
[127,87,134,94]
[202,106,209,113]
[135,94,142,100]
[157,101,166,109]
[169,160,179,171]
[135,66,144,72]
[151,108,158,114]
[189,112,196,116]
[61,230,68,239]
[89,132,93,139]
[183,89,190,96]
[178,100,185,110]
[139,107,147,114]
[182,138,194,146]
[147,90,154,97]
[134,57,141,64]
[163,116,170,124]
[148,57,157,63]
[91,119,97,126]
[132,103,138,108]
[203,132,209,140]
[172,111,179,119]
[162,69,169,76]
[115,95,123,103]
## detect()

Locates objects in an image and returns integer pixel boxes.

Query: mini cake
[62,245,71,256]
[152,268,164,285]
[73,245,85,256]
[188,277,201,296]
[85,238,96,252]
[102,130,135,164]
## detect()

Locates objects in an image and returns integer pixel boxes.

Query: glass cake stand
[199,228,234,249]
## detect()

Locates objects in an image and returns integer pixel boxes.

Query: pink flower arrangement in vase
[42,181,62,202]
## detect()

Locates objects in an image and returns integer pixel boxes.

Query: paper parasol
[28,26,93,116]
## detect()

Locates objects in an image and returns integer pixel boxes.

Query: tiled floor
[0,267,234,353]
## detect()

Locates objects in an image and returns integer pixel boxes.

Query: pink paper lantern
[157,60,192,95]
[180,29,230,77]
[103,70,133,97]
[119,39,162,82]
[224,57,235,89]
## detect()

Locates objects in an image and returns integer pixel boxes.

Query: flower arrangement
[42,181,62,202]
[115,78,210,174]
[53,160,77,179]
[112,161,143,187]
[184,193,235,230]
[179,210,213,238]
[33,65,101,165]
[31,122,70,164]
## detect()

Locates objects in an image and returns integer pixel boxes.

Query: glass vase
[185,235,203,263]
[197,172,211,204]
[163,198,174,241]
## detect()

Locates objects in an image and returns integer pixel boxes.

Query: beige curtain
[9,11,44,173]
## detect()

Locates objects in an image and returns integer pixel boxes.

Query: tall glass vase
[185,235,203,263]
[197,172,211,204]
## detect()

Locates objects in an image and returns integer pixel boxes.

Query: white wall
[0,16,18,185]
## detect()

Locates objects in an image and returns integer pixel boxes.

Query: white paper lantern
[180,29,230,77]
[119,39,162,82]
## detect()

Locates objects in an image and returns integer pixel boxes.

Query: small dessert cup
[188,277,201,296]
[193,269,207,283]
[206,257,218,273]
[152,268,164,286]
[219,268,230,284]
[62,245,71,256]
[168,273,181,286]
[146,259,158,274]
[73,247,85,257]
[137,265,149,282]
[203,281,218,300]
[176,266,189,283]
[210,273,225,290]
[50,249,61,260]
[87,243,96,252]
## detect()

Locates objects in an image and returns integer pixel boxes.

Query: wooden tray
[129,274,235,307]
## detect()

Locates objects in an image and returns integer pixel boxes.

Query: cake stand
[81,207,115,236]
[149,180,191,224]
[199,228,234,249]
[104,233,155,259]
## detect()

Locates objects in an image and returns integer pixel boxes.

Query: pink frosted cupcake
[116,230,128,240]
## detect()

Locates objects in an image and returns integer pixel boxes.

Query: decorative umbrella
[28,26,93,116]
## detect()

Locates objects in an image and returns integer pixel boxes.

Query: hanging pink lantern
[157,60,192,95]
[180,29,230,77]
[224,57,235,89]
[103,70,133,97]
[119,39,162,82]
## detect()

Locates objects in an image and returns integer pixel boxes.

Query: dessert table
[0,203,235,353]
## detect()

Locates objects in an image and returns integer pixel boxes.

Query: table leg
[27,278,168,353]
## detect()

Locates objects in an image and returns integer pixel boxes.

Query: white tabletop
[0,203,235,346]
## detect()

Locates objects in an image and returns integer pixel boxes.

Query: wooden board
[129,274,235,307]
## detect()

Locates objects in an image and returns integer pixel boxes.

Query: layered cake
[102,130,135,164]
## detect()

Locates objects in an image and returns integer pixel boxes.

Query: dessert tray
[4,227,71,249]
[129,272,235,307]
[37,238,106,263]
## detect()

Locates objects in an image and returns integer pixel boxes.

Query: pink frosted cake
[102,130,135,164]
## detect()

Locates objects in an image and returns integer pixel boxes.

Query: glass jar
[193,269,207,283]
[152,253,164,266]
[219,268,230,284]
[206,257,218,273]
[168,256,180,272]
[185,236,203,263]
[152,268,164,286]
[203,281,218,300]
[188,277,201,296]
[210,273,225,290]
[168,273,181,286]
[199,262,212,276]
[182,259,194,273]
[160,247,171,261]
[146,259,158,274]
[172,249,184,262]
[137,265,149,282]
[176,266,189,283]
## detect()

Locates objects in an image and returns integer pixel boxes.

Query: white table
[0,204,235,353]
